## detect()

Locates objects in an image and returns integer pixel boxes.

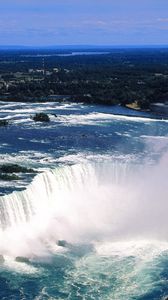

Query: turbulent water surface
[0,101,168,299]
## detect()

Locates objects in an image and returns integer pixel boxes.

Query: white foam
[0,157,167,258]
[3,256,38,274]
[95,240,168,260]
[55,112,168,126]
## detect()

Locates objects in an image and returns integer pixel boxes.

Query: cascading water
[0,161,133,256]
[0,156,168,260]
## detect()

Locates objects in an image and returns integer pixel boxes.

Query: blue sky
[0,0,168,46]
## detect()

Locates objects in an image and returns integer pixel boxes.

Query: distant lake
[57,51,110,56]
[21,51,110,57]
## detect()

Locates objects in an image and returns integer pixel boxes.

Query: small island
[0,120,9,126]
[0,164,36,181]
[32,113,50,122]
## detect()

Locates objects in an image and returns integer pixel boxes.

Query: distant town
[0,60,71,102]
[0,48,168,114]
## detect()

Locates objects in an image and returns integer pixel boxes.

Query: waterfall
[0,162,132,231]
[0,157,168,257]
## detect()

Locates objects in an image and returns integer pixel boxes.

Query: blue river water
[0,101,168,300]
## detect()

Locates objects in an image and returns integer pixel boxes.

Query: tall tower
[42,58,45,77]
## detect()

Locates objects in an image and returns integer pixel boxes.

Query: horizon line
[0,44,168,49]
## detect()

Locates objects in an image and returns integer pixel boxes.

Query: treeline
[1,48,168,108]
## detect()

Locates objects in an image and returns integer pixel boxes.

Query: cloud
[157,18,168,23]
[0,0,168,45]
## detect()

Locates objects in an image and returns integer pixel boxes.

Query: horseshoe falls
[0,102,168,300]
